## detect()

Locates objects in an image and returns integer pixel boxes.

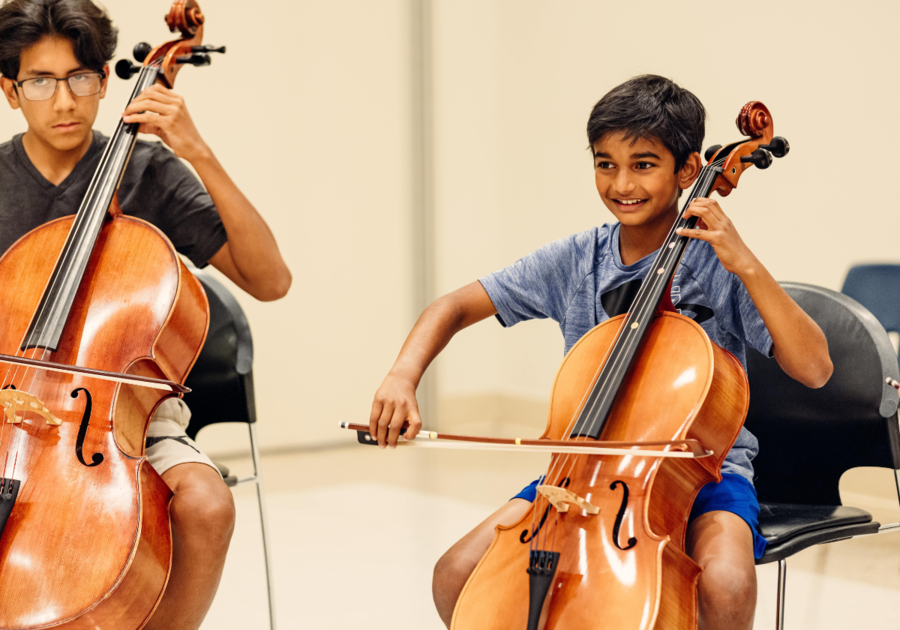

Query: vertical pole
[249,422,277,630]
[410,0,436,427]
[776,558,787,630]
[893,469,900,515]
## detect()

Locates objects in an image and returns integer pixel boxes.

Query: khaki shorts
[145,398,217,476]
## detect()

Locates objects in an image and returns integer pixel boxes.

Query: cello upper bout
[545,312,714,444]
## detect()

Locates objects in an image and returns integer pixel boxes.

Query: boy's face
[593,132,700,228]
[0,36,109,154]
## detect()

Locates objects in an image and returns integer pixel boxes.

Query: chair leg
[776,558,787,630]
[249,422,277,630]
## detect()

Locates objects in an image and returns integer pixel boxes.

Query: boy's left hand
[676,198,758,276]
[122,84,210,163]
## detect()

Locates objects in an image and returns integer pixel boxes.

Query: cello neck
[21,63,161,353]
[569,160,725,440]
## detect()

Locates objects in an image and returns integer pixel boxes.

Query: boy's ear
[0,77,21,110]
[99,64,110,99]
[678,152,703,189]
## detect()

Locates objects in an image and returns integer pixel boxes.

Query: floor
[199,443,900,630]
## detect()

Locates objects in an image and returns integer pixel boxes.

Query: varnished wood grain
[452,312,749,630]
[0,213,207,629]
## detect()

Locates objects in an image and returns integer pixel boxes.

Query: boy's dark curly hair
[587,75,706,172]
[0,0,117,79]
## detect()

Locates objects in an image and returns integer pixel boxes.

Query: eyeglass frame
[13,70,107,101]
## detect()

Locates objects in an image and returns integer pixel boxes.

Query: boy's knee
[171,474,236,545]
[699,561,757,609]
[433,548,466,590]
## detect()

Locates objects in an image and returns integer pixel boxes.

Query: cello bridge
[536,485,599,515]
[0,390,61,426]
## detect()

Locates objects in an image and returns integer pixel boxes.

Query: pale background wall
[1,1,898,480]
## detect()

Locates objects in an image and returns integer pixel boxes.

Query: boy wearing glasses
[0,0,291,628]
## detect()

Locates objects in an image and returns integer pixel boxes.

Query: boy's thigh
[441,498,533,572]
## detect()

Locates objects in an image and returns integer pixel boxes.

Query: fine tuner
[704,135,789,170]
[115,41,226,80]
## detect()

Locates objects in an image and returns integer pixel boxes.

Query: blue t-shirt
[479,223,774,482]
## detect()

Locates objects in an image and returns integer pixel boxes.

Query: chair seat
[756,502,879,565]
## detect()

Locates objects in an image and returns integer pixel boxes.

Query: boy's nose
[52,82,77,111]
[612,170,636,194]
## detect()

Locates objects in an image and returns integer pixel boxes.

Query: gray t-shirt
[0,130,227,267]
[479,222,774,482]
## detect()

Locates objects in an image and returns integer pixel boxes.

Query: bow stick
[340,422,712,459]
[0,352,188,393]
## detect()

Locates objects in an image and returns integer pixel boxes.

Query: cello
[349,102,787,629]
[0,2,222,627]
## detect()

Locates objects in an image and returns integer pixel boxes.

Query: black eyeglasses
[15,71,106,101]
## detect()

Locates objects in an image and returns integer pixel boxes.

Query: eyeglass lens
[20,73,103,101]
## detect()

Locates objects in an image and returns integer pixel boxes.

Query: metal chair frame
[769,471,900,630]
[184,270,277,630]
[746,282,900,630]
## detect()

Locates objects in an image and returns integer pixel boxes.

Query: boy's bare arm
[123,85,292,301]
[370,281,498,448]
[678,198,833,388]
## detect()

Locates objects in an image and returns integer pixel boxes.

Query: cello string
[0,61,162,485]
[9,62,160,393]
[545,163,718,495]
[533,159,724,550]
[565,159,722,441]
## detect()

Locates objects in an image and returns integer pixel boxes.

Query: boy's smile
[0,36,108,183]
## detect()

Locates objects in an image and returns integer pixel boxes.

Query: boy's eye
[595,161,614,170]
[636,162,655,170]
[31,78,49,87]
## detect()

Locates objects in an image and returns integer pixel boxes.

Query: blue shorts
[511,472,767,559]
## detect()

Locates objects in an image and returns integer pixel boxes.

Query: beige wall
[429,1,900,440]
[2,1,899,462]
[0,0,417,453]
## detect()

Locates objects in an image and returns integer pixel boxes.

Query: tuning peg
[740,148,774,170]
[191,44,226,55]
[759,136,790,158]
[704,144,722,162]
[133,42,152,63]
[115,59,141,80]
[175,53,212,67]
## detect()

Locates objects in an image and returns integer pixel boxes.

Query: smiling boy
[369,75,832,629]
[0,1,290,628]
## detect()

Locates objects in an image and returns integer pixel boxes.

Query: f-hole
[520,477,570,544]
[73,388,103,468]
[610,480,637,550]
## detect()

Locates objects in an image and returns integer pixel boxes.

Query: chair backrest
[745,283,900,506]
[841,264,900,335]
[183,271,256,441]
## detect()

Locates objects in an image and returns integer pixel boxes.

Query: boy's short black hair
[587,75,705,172]
[0,0,117,79]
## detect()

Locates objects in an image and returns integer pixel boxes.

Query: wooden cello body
[0,214,207,629]
[0,2,219,627]
[451,102,790,629]
[452,312,748,629]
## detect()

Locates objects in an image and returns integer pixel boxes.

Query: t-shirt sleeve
[478,230,595,328]
[145,146,227,268]
[687,242,774,358]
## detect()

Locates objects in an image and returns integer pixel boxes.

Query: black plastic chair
[841,264,900,337]
[183,270,276,630]
[744,282,900,629]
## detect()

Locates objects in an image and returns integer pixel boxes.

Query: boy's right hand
[369,374,423,448]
